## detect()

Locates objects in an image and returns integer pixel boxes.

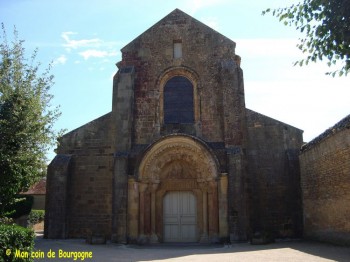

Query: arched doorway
[127,135,228,243]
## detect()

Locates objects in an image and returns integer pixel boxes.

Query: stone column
[208,180,219,242]
[138,183,148,242]
[150,182,160,243]
[200,186,209,243]
[144,190,151,236]
[127,178,139,242]
[218,173,229,240]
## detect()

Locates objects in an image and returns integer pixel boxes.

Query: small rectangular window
[173,41,182,59]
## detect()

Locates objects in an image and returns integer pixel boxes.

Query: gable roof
[21,178,46,195]
[121,8,236,52]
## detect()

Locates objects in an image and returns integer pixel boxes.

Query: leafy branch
[263,0,350,77]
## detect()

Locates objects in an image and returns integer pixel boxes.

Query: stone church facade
[45,9,303,243]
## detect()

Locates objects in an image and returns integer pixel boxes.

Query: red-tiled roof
[21,178,46,195]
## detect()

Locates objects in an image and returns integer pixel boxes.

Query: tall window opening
[164,76,194,124]
[173,40,182,59]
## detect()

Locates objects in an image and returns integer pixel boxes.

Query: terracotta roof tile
[21,178,46,195]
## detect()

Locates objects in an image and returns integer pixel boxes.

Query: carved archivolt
[138,135,218,182]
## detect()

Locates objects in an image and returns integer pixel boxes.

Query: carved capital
[139,183,148,193]
[198,181,208,191]
[150,181,160,192]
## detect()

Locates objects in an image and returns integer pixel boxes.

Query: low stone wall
[300,119,350,246]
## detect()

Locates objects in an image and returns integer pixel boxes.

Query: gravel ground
[31,235,349,262]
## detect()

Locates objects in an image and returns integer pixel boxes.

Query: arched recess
[157,67,200,125]
[164,76,194,124]
[139,135,219,182]
[127,135,228,243]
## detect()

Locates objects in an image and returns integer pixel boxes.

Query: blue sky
[1,0,349,161]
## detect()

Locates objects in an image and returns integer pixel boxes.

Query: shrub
[27,210,45,226]
[0,224,35,262]
[4,196,33,219]
[0,217,13,225]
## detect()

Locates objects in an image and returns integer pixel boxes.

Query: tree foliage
[263,0,350,76]
[0,24,61,215]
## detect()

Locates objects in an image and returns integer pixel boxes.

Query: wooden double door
[163,191,197,242]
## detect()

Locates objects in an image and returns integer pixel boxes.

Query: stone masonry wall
[111,68,135,243]
[119,9,248,241]
[56,113,114,238]
[300,127,350,245]
[119,9,244,146]
[47,9,307,242]
[45,154,72,239]
[246,109,303,238]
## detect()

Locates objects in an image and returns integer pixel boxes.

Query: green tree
[0,24,61,215]
[263,0,350,76]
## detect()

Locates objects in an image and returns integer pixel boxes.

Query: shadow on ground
[33,235,350,262]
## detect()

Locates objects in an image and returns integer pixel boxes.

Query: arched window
[164,76,194,124]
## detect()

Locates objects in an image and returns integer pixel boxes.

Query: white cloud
[60,32,124,63]
[79,50,107,60]
[61,32,103,51]
[78,49,118,60]
[53,55,67,65]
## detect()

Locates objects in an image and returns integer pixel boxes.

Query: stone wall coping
[246,108,304,132]
[301,114,350,153]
